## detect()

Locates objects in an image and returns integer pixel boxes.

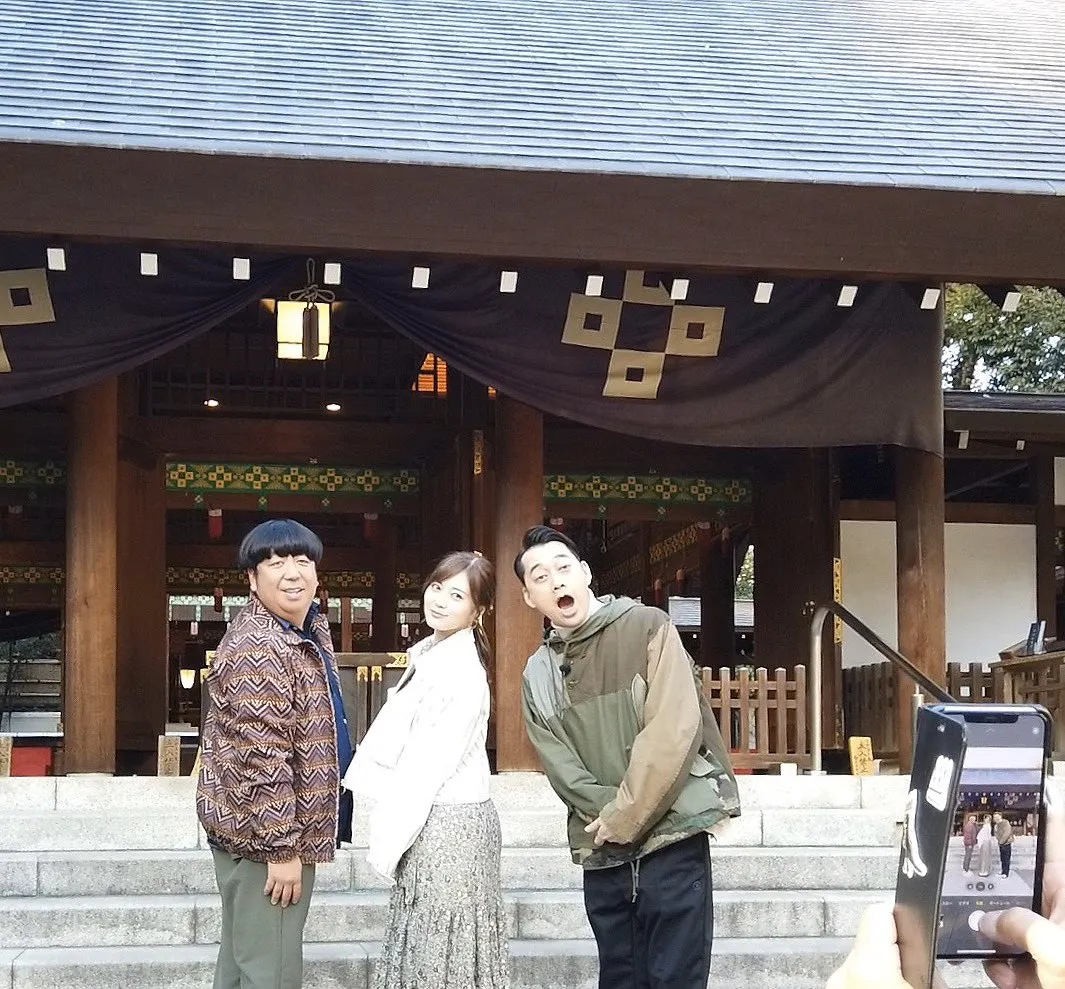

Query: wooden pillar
[753,449,841,750]
[493,396,542,771]
[340,597,354,652]
[1034,456,1058,639]
[638,524,652,602]
[894,446,946,772]
[700,532,735,668]
[64,378,119,774]
[370,517,398,652]
[115,426,167,772]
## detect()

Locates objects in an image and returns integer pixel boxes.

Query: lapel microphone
[559,662,572,677]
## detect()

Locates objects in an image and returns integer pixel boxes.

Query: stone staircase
[0,773,1006,989]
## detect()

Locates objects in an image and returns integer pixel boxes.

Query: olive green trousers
[210,847,317,989]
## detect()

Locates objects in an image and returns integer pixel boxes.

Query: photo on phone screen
[936,709,1049,958]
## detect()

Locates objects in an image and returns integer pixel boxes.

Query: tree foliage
[944,285,1065,392]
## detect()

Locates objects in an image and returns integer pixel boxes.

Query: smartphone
[934,704,1051,960]
[895,703,1052,989]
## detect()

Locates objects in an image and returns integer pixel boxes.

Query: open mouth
[556,595,575,611]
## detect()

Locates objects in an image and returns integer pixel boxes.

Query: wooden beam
[493,396,543,772]
[64,378,119,774]
[894,447,946,773]
[2,143,1065,283]
[840,500,1036,525]
[133,415,447,463]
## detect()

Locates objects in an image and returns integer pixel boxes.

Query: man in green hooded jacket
[516,524,740,989]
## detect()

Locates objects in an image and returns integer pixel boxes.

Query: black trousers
[1000,843,1012,876]
[583,832,713,989]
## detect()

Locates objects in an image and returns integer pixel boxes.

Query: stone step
[0,806,903,852]
[0,773,911,815]
[0,889,900,948]
[0,938,995,989]
[0,846,899,897]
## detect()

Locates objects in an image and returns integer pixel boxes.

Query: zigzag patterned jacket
[196,595,341,864]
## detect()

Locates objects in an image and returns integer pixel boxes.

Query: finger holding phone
[979,789,1065,989]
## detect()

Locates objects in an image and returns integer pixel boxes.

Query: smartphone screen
[936,709,1049,958]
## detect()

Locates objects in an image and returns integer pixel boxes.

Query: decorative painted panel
[166,463,419,496]
[545,473,750,512]
[0,460,65,487]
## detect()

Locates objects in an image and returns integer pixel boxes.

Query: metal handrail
[807,601,955,773]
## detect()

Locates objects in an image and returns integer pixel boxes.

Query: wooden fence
[335,652,408,745]
[842,662,898,759]
[843,661,1005,760]
[701,666,810,770]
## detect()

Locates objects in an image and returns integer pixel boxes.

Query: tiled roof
[669,596,754,630]
[1,0,1064,194]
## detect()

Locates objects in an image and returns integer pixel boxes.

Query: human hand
[826,902,915,989]
[264,855,303,907]
[585,815,624,847]
[980,794,1065,989]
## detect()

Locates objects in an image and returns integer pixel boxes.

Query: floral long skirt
[374,800,510,989]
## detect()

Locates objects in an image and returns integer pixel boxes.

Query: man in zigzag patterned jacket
[197,519,354,989]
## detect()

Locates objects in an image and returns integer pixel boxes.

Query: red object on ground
[11,746,53,776]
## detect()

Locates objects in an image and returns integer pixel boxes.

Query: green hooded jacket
[521,595,740,869]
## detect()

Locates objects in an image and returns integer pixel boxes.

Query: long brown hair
[422,551,495,670]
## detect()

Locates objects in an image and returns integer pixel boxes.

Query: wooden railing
[335,652,408,745]
[701,666,810,770]
[843,661,1005,760]
[842,662,899,759]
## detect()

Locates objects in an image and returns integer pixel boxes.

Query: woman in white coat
[343,551,509,989]
[976,814,995,878]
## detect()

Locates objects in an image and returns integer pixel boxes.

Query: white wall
[840,520,1037,669]
[1055,457,1065,505]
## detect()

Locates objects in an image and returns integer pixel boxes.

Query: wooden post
[493,395,543,771]
[340,596,353,652]
[1034,456,1058,639]
[370,517,398,652]
[116,387,168,773]
[0,735,11,777]
[895,445,946,772]
[753,449,840,750]
[700,531,735,668]
[64,378,119,774]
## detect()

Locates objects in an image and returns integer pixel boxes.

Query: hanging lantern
[207,507,223,540]
[653,578,664,608]
[213,586,223,613]
[319,587,329,610]
[675,568,686,594]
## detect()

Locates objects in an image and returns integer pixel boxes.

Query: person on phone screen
[977,814,995,877]
[994,812,1014,878]
[826,798,1065,989]
[962,813,978,875]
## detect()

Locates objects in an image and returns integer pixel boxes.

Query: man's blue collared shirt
[279,602,354,776]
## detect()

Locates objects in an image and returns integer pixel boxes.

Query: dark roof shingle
[1,0,1064,193]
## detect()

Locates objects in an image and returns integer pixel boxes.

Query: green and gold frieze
[1,565,421,593]
[2,460,748,514]
[0,565,64,586]
[544,474,750,508]
[166,463,419,497]
[0,460,65,487]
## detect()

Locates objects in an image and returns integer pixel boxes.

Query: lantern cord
[288,259,336,306]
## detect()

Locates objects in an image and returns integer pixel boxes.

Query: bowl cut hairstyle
[237,519,324,571]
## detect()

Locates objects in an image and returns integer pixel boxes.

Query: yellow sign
[848,736,875,776]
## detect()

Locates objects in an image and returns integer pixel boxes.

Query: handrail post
[807,604,828,774]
